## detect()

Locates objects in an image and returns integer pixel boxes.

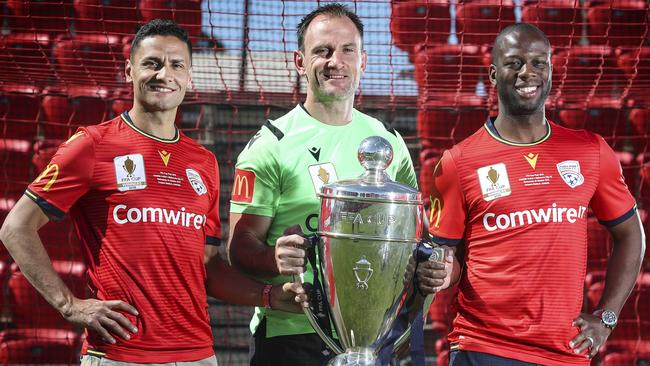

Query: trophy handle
[391,242,446,353]
[295,236,344,355]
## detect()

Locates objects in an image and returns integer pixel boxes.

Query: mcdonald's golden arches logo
[429,197,442,229]
[232,168,256,203]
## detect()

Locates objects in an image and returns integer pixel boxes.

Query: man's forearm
[0,223,75,315]
[206,254,267,305]
[229,231,278,277]
[599,215,645,314]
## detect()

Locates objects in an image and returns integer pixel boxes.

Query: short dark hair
[296,3,364,51]
[131,19,192,62]
[491,23,550,63]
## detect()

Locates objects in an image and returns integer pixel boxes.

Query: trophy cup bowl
[300,136,426,365]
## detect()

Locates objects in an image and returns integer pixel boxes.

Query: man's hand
[62,297,139,344]
[569,314,612,359]
[413,249,455,295]
[270,282,309,313]
[275,225,308,275]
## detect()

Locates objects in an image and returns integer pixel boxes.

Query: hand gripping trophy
[299,136,444,365]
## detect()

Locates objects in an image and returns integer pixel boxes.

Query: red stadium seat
[0,84,41,147]
[0,328,82,363]
[390,1,451,53]
[0,33,55,85]
[556,103,628,148]
[586,0,649,48]
[521,0,584,48]
[139,0,202,38]
[617,47,650,105]
[74,0,139,36]
[52,34,125,87]
[5,0,74,34]
[552,46,627,107]
[7,261,87,329]
[417,99,488,146]
[414,44,490,99]
[456,0,516,46]
[42,86,110,139]
[0,146,33,196]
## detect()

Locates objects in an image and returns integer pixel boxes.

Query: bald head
[491,23,550,64]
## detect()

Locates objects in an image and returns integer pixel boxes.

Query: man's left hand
[569,313,612,359]
[270,282,309,313]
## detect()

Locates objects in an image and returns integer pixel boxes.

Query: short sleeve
[590,137,637,226]
[229,128,281,217]
[26,128,95,220]
[205,156,222,246]
[393,130,418,190]
[428,150,466,245]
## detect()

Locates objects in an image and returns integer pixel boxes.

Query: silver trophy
[299,136,443,365]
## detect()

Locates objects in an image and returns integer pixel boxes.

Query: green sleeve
[230,128,281,217]
[394,130,418,190]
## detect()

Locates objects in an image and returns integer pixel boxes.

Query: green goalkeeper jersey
[230,104,417,338]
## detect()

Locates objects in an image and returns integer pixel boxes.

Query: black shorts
[250,317,334,366]
[449,349,541,366]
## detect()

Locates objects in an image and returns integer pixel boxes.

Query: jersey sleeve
[393,130,418,190]
[205,155,222,246]
[428,150,466,245]
[229,127,281,217]
[590,136,637,226]
[25,129,95,220]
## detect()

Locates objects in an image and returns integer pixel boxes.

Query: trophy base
[328,348,376,366]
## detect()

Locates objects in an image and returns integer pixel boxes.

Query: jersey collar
[484,116,551,147]
[120,111,180,143]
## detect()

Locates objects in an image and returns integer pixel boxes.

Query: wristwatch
[594,309,617,330]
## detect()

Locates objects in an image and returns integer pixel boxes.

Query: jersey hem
[24,189,65,221]
[599,205,636,227]
[83,345,214,363]
[454,341,589,366]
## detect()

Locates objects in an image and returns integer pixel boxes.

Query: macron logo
[483,203,587,232]
[113,204,206,230]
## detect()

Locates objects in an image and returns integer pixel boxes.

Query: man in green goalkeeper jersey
[227,3,421,365]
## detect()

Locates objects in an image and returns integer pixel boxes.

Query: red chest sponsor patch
[232,169,256,203]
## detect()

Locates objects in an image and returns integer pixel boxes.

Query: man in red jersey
[0,19,305,365]
[417,23,646,365]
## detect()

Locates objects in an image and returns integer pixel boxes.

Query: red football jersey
[27,112,221,362]
[428,120,636,365]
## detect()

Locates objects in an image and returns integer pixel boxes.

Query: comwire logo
[113,204,206,230]
[483,203,587,232]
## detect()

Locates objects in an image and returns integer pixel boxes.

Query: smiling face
[489,29,552,116]
[294,14,367,103]
[126,35,192,113]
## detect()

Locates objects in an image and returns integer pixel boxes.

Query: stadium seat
[0,84,40,140]
[390,1,451,53]
[586,0,649,48]
[7,260,87,329]
[139,0,202,38]
[42,86,110,139]
[456,0,516,46]
[521,0,584,48]
[414,44,490,100]
[0,328,82,363]
[417,100,488,146]
[617,47,650,105]
[52,34,125,87]
[74,0,139,36]
[5,0,74,34]
[0,147,33,197]
[552,46,627,106]
[557,104,628,148]
[0,33,55,85]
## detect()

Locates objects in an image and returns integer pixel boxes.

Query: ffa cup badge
[186,168,207,196]
[556,160,584,188]
[114,154,147,191]
[477,163,511,202]
[308,163,338,195]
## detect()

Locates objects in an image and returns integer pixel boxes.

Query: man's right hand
[62,298,139,344]
[275,225,308,275]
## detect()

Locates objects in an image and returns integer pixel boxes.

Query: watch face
[602,310,617,327]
